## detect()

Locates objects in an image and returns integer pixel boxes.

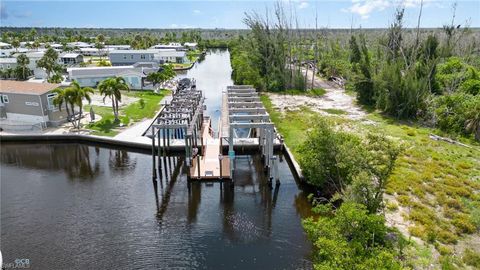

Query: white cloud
[343,0,435,20]
[298,1,309,9]
[193,9,201,14]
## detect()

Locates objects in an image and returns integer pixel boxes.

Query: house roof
[0,80,60,95]
[61,53,81,58]
[0,58,17,64]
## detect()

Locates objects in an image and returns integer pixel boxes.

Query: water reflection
[108,149,136,173]
[0,143,101,179]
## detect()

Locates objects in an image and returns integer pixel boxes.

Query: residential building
[150,42,185,51]
[67,62,158,89]
[0,42,12,49]
[0,80,68,129]
[78,47,108,56]
[0,58,17,71]
[59,53,84,65]
[67,42,93,49]
[184,42,198,50]
[109,49,187,66]
[105,45,131,50]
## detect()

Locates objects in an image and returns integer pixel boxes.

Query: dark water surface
[1,143,313,269]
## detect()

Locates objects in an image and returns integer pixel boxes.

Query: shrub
[303,202,402,269]
[463,249,480,268]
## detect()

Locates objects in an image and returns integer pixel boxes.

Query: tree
[98,77,130,122]
[69,81,94,129]
[303,202,403,269]
[29,28,37,41]
[52,87,72,123]
[11,39,20,52]
[349,35,361,65]
[465,100,480,141]
[299,118,400,211]
[36,47,61,82]
[52,81,94,129]
[14,54,31,81]
[146,64,176,88]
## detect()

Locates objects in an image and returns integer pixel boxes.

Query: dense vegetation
[234,2,480,269]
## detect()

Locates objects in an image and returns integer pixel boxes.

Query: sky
[0,0,479,29]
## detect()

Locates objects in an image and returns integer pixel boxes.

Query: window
[47,93,57,111]
[1,95,9,104]
[131,55,134,59]
[140,54,145,59]
[123,55,127,60]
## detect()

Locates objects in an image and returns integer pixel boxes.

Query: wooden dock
[189,117,231,180]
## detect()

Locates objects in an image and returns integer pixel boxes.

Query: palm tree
[15,54,31,80]
[11,39,20,52]
[69,81,94,129]
[37,47,59,81]
[52,87,73,123]
[52,81,93,129]
[98,77,130,122]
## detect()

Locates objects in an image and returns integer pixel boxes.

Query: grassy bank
[262,94,480,267]
[85,89,169,136]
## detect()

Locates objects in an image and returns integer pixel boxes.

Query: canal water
[0,50,313,270]
[176,48,233,130]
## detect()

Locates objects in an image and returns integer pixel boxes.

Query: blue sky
[1,0,479,29]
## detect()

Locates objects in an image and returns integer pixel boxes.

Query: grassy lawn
[275,88,326,97]
[262,94,480,264]
[261,94,318,155]
[85,89,169,136]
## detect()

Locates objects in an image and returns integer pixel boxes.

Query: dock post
[151,127,157,179]
[274,156,280,186]
[219,154,223,179]
[157,129,162,182]
[229,126,235,179]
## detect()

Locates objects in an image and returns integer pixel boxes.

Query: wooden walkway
[190,118,231,180]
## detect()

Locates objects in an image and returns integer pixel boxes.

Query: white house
[67,42,93,49]
[150,42,185,51]
[109,49,187,65]
[59,53,84,65]
[67,62,158,89]
[184,42,198,50]
[0,58,17,71]
[0,42,12,49]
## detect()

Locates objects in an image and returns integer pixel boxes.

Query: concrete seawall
[1,133,305,182]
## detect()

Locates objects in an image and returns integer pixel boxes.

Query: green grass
[362,114,480,250]
[276,88,327,97]
[85,89,169,136]
[261,94,480,263]
[261,94,318,154]
[321,108,347,115]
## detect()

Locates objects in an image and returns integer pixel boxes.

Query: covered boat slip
[149,83,279,183]
[222,85,280,184]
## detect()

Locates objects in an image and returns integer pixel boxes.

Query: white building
[150,42,185,51]
[184,42,198,50]
[67,62,158,89]
[0,58,17,71]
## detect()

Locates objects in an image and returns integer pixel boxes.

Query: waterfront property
[67,62,158,89]
[0,80,67,130]
[109,49,187,66]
